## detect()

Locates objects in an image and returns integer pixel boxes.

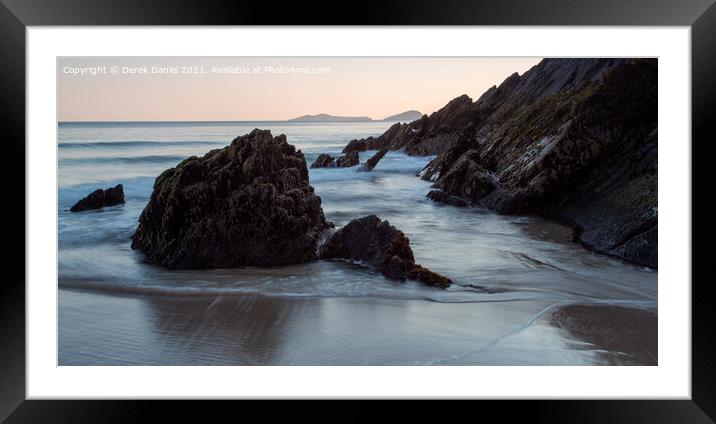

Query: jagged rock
[320,215,452,288]
[406,264,452,288]
[310,153,335,168]
[426,190,468,207]
[361,148,389,171]
[340,95,476,157]
[70,184,125,212]
[561,173,658,267]
[417,58,658,267]
[340,60,634,159]
[336,151,359,167]
[342,138,366,153]
[131,129,332,269]
[433,149,497,203]
[310,151,359,168]
[342,135,388,153]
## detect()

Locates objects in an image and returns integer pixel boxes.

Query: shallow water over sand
[58,121,657,365]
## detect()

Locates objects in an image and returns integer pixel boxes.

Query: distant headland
[288,110,422,123]
[381,110,422,122]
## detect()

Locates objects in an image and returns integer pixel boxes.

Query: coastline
[58,113,658,366]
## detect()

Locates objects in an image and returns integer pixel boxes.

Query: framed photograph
[1,0,712,421]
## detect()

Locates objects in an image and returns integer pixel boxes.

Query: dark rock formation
[342,138,365,153]
[310,151,359,168]
[320,215,452,288]
[335,151,359,167]
[343,136,384,153]
[416,58,658,267]
[426,190,468,207]
[131,129,332,269]
[342,59,640,156]
[361,148,389,171]
[70,184,125,212]
[341,95,475,156]
[310,153,335,168]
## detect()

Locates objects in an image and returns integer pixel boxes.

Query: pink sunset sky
[57,57,542,122]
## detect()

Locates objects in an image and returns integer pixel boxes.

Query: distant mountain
[382,110,422,122]
[288,114,373,123]
[289,110,422,123]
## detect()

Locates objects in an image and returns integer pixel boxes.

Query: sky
[57,57,542,122]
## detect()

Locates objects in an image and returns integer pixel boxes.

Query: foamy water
[58,121,657,365]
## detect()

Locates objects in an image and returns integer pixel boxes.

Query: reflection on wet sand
[60,288,628,365]
[142,294,310,365]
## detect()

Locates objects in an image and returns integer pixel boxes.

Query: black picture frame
[1,0,712,422]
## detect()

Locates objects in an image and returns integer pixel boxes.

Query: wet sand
[60,288,615,366]
[550,304,657,365]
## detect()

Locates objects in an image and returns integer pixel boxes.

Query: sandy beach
[60,288,655,366]
[551,304,658,365]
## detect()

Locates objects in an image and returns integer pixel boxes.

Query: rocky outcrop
[131,129,332,269]
[342,121,412,153]
[336,151,359,167]
[417,58,658,267]
[343,135,388,153]
[70,184,125,212]
[426,190,468,207]
[341,94,475,156]
[361,148,389,171]
[310,153,335,168]
[320,215,452,288]
[342,139,365,153]
[341,59,638,157]
[310,151,359,168]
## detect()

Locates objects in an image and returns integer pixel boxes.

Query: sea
[58,121,658,365]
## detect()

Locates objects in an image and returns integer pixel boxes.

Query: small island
[288,113,372,123]
[382,110,422,122]
[288,110,422,123]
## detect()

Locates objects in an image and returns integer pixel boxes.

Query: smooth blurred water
[58,121,658,365]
